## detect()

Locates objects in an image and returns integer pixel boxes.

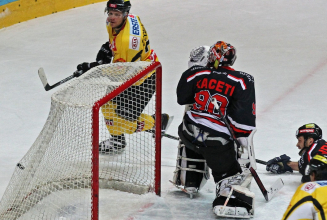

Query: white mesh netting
[0,61,161,220]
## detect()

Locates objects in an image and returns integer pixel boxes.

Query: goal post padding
[0,61,162,220]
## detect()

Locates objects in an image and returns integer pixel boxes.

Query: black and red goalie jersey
[177,65,256,141]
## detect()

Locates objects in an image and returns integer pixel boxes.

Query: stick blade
[38,68,51,91]
[266,178,284,201]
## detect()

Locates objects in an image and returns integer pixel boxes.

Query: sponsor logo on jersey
[136,121,145,132]
[299,157,304,168]
[129,35,140,51]
[148,49,157,61]
[110,37,117,52]
[212,71,227,76]
[303,182,316,191]
[239,71,254,83]
[317,181,327,186]
[128,15,140,36]
[105,119,114,126]
[132,37,138,49]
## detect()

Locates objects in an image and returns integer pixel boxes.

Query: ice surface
[1,0,327,219]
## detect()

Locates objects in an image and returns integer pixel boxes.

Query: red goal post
[91,61,162,219]
[0,61,162,220]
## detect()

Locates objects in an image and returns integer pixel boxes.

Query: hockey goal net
[0,61,162,220]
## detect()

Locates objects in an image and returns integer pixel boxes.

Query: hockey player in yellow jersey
[105,2,157,63]
[76,0,169,153]
[282,152,327,220]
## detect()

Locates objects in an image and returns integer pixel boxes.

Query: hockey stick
[249,167,284,201]
[38,67,82,91]
[211,98,283,201]
[255,159,267,165]
[210,98,241,148]
[38,61,104,91]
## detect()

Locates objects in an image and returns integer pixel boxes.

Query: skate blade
[169,180,196,199]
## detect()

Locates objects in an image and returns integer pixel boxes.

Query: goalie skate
[213,189,254,219]
[169,180,197,199]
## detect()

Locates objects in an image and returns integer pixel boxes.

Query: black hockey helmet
[207,41,237,69]
[295,123,322,141]
[105,0,131,14]
[308,153,327,180]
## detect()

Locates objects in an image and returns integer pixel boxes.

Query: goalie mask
[295,123,322,141]
[188,46,210,68]
[208,41,237,69]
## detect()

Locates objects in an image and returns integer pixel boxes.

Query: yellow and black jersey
[106,14,158,63]
[282,181,327,220]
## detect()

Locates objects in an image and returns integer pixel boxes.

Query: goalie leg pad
[213,206,251,219]
[216,169,252,197]
[172,141,209,191]
[213,171,254,218]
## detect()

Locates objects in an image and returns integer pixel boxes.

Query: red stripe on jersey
[227,74,247,90]
[307,143,317,162]
[187,70,211,82]
[222,66,235,71]
[191,112,225,126]
[230,123,252,135]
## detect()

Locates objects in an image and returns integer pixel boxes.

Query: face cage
[190,47,208,63]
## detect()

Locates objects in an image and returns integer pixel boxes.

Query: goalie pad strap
[176,165,208,174]
[173,140,209,189]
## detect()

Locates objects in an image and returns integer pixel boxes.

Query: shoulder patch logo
[303,182,316,191]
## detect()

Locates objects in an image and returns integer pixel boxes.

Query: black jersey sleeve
[176,66,204,105]
[226,71,256,137]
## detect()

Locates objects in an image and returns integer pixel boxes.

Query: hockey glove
[96,42,112,64]
[76,62,99,76]
[266,154,293,174]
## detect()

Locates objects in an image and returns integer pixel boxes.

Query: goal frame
[91,61,162,220]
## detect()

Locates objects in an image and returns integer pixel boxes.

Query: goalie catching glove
[266,154,293,174]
